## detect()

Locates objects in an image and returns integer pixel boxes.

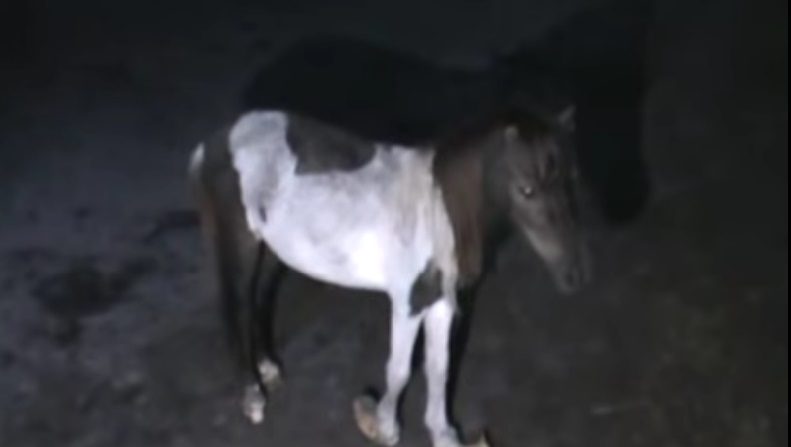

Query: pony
[189,107,587,447]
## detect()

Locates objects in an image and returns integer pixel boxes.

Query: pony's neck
[433,131,506,288]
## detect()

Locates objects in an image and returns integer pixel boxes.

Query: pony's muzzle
[550,246,592,294]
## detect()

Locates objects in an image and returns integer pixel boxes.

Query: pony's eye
[519,185,535,198]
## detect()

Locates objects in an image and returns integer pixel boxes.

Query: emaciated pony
[189,107,587,447]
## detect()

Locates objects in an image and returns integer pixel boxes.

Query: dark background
[0,0,786,446]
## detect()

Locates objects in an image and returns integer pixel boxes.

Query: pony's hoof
[241,384,266,424]
[258,359,283,390]
[353,395,399,446]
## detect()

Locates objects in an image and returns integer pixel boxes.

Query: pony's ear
[556,105,576,132]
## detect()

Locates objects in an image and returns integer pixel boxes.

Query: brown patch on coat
[409,261,444,314]
[285,113,377,174]
[433,136,486,287]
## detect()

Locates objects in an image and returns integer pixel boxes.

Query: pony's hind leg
[355,297,422,446]
[231,241,284,424]
[250,245,285,391]
[193,172,282,424]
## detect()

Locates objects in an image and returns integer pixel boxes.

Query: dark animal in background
[244,2,652,225]
[242,35,508,145]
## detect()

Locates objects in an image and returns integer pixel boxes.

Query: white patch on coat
[229,111,295,239]
[227,111,458,299]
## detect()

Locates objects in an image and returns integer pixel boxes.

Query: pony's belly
[261,221,390,291]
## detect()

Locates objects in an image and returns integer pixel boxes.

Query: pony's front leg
[355,303,422,446]
[424,299,489,447]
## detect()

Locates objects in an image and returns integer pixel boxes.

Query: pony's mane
[431,107,557,286]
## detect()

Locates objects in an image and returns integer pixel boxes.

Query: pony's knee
[386,357,412,387]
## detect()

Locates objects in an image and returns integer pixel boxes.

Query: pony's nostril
[558,266,585,293]
[565,270,579,287]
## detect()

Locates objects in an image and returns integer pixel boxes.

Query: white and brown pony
[189,108,587,447]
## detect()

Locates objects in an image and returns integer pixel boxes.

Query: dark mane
[431,107,557,286]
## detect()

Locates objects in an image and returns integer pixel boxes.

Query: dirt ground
[0,1,786,446]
